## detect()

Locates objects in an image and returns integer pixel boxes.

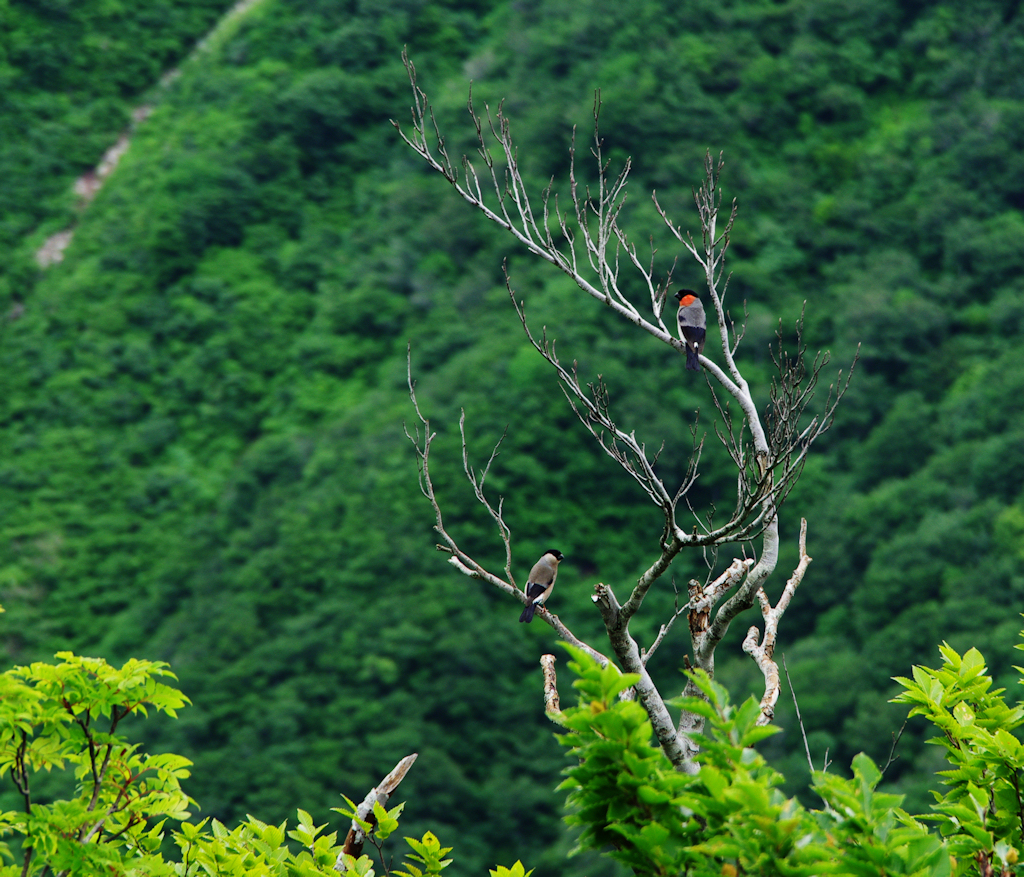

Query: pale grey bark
[744,519,813,725]
[335,753,418,872]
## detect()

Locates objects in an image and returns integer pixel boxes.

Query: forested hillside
[2,0,1024,873]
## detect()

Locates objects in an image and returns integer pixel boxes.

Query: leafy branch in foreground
[0,653,192,876]
[556,645,952,877]
[8,631,1024,876]
[893,633,1024,877]
[394,50,855,770]
[0,651,523,877]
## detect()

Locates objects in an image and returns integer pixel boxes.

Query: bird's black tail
[519,602,536,623]
[685,343,701,371]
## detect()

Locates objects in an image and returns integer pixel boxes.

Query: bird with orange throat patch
[674,289,706,371]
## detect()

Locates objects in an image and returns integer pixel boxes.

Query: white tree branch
[743,518,812,725]
[336,753,418,869]
[540,654,562,721]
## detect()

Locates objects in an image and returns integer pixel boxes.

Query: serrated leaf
[953,701,975,727]
[636,784,672,805]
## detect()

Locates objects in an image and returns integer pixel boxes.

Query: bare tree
[396,51,854,772]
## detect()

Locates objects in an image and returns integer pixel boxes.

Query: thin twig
[879,720,907,779]
[783,654,815,776]
[642,584,692,667]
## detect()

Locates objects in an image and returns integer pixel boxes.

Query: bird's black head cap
[544,549,564,561]
[674,288,699,303]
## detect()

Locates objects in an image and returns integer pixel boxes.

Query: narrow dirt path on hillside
[35,0,265,268]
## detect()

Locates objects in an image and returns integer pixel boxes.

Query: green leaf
[636,784,671,805]
[489,861,533,877]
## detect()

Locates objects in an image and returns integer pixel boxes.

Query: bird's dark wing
[682,326,706,345]
[525,581,549,600]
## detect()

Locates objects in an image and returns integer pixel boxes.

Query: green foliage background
[2,0,1024,873]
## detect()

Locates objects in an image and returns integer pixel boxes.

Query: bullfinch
[519,549,564,623]
[675,289,706,371]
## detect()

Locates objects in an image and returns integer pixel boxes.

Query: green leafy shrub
[894,638,1024,875]
[557,645,948,877]
[8,633,1024,875]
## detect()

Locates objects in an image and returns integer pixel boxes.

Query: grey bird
[675,289,707,371]
[519,549,564,623]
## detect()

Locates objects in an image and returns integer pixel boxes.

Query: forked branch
[743,519,812,725]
